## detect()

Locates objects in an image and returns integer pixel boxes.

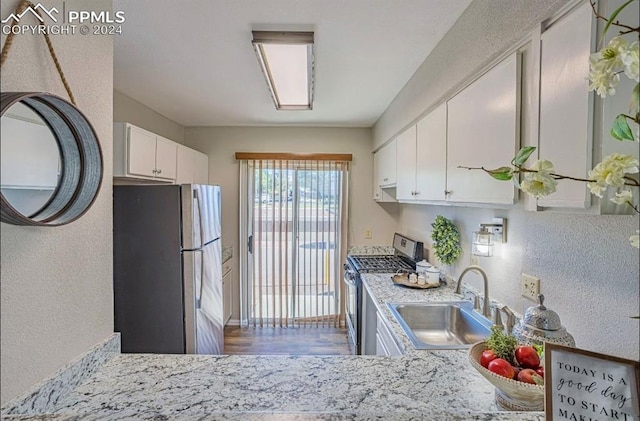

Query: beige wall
[372,0,639,360]
[1,0,114,404]
[113,90,185,143]
[184,126,399,321]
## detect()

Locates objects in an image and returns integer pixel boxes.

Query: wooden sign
[545,343,640,421]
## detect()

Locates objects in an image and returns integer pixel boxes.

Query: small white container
[425,267,440,285]
[408,273,418,284]
[417,274,426,285]
[415,259,431,275]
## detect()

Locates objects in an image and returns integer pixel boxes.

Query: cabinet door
[194,151,209,185]
[537,2,594,208]
[446,53,520,204]
[377,140,396,186]
[127,126,157,178]
[415,103,447,201]
[176,145,195,184]
[373,150,381,200]
[222,269,232,325]
[395,125,417,201]
[155,136,177,180]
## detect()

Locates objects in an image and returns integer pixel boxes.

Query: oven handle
[343,273,357,287]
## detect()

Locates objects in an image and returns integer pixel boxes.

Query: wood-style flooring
[224,325,351,355]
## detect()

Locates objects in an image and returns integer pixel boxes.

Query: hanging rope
[1,0,76,105]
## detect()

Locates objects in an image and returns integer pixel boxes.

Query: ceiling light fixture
[252,31,315,111]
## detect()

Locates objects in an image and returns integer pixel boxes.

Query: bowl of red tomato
[469,341,545,411]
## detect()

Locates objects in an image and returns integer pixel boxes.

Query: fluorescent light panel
[252,31,314,110]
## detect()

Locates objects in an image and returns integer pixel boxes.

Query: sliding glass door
[239,158,348,328]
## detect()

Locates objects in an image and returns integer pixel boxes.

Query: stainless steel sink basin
[387,301,492,350]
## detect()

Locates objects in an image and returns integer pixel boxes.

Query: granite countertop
[2,274,543,420]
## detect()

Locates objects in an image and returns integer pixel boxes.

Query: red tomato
[480,349,498,368]
[517,368,538,384]
[515,346,540,369]
[512,366,522,380]
[488,358,515,379]
[536,366,544,378]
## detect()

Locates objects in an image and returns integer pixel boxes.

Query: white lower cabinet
[222,263,232,326]
[376,311,402,356]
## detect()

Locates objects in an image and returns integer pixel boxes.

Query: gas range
[346,254,416,273]
[342,233,424,355]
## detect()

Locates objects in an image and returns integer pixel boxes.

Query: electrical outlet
[521,274,540,301]
[364,229,372,239]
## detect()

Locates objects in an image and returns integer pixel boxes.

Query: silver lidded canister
[512,294,575,347]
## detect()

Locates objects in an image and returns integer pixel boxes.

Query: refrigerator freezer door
[181,184,221,250]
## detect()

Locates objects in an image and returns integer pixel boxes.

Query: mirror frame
[1,92,103,226]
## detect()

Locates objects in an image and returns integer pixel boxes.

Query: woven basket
[468,341,544,410]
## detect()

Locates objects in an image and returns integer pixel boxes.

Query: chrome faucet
[455,265,491,318]
[501,305,516,334]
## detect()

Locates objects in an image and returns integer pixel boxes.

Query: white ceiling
[113,0,473,127]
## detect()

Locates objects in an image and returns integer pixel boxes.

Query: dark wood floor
[224,325,351,355]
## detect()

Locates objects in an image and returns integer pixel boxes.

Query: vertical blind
[237,153,350,329]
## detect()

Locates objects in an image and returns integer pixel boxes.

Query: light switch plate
[521,274,540,301]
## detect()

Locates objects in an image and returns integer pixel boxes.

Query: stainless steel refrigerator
[113,184,223,354]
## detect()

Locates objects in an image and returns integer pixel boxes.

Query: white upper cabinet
[416,103,447,201]
[537,2,594,208]
[395,107,448,203]
[373,140,397,202]
[194,151,209,184]
[176,145,196,185]
[114,123,177,182]
[176,144,209,185]
[395,126,417,201]
[446,52,520,204]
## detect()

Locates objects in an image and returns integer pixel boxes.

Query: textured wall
[113,90,185,143]
[399,205,639,360]
[0,0,114,404]
[184,126,400,321]
[373,0,570,149]
[373,0,639,360]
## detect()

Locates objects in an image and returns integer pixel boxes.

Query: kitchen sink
[387,301,492,350]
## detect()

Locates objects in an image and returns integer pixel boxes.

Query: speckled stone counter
[2,274,543,420]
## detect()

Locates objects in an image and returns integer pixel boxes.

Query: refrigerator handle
[196,249,204,308]
[248,234,253,254]
[193,189,205,249]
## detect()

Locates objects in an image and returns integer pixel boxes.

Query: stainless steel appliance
[113,184,223,355]
[343,233,424,354]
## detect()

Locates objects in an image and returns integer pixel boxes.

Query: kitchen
[1,0,639,419]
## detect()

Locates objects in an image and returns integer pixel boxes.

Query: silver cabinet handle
[157,169,162,174]
[444,190,451,195]
[383,178,388,182]
[152,169,157,174]
[415,191,419,196]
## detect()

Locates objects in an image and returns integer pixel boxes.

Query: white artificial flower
[630,231,640,249]
[530,159,555,173]
[588,154,639,196]
[610,189,634,205]
[520,172,558,197]
[588,37,629,97]
[621,40,639,82]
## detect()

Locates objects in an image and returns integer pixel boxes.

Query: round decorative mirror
[0,92,103,226]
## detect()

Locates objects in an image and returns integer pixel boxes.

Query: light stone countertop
[222,245,233,264]
[2,274,543,420]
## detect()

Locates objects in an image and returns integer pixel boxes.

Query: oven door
[343,265,359,354]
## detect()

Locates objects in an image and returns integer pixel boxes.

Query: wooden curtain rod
[235,152,352,162]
